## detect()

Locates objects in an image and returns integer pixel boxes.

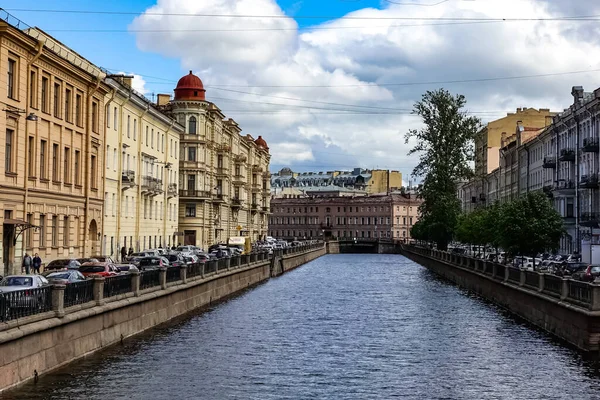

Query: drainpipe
[83,77,102,257]
[102,86,117,256]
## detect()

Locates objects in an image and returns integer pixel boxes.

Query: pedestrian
[22,253,32,275]
[120,246,127,262]
[128,247,134,256]
[32,253,42,274]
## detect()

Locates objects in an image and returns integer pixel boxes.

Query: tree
[497,191,564,268]
[405,89,481,250]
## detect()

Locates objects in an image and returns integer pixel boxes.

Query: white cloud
[117,71,149,94]
[131,0,600,176]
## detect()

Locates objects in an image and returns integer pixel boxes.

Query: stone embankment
[0,243,326,392]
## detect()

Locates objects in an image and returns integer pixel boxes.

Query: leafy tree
[497,191,564,269]
[410,218,430,243]
[405,89,481,250]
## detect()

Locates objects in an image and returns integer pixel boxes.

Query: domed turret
[255,135,269,151]
[174,70,206,101]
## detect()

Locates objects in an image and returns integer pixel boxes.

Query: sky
[4,0,600,180]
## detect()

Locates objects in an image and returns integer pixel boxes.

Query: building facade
[102,76,183,260]
[0,20,108,275]
[269,194,421,241]
[158,72,270,249]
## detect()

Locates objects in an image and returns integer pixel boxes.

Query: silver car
[0,275,50,317]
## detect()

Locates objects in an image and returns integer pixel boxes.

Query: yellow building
[102,76,183,259]
[0,19,109,274]
[365,169,403,194]
[157,72,271,249]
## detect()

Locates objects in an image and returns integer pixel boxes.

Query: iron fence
[0,286,52,321]
[524,270,539,288]
[166,267,181,283]
[64,280,94,307]
[494,264,505,280]
[140,269,161,290]
[231,256,241,268]
[187,262,204,278]
[567,280,592,305]
[205,260,218,274]
[217,259,229,271]
[104,275,133,298]
[508,267,521,284]
[543,275,562,298]
[241,254,249,265]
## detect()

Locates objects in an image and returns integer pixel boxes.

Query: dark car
[572,265,600,282]
[114,264,139,273]
[45,259,81,271]
[91,255,116,263]
[138,256,169,271]
[163,254,186,267]
[44,270,87,285]
[561,262,588,276]
[76,258,99,264]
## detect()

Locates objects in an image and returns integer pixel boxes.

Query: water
[5,254,600,399]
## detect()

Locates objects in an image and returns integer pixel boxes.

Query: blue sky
[4,0,600,178]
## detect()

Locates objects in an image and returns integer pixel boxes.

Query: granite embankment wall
[402,245,600,353]
[0,244,325,392]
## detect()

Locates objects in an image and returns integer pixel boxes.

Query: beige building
[102,76,183,260]
[0,19,108,274]
[157,72,270,248]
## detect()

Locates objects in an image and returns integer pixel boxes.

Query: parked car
[163,253,186,268]
[91,255,115,263]
[0,275,50,315]
[114,264,139,274]
[44,270,87,285]
[137,256,170,271]
[79,262,120,278]
[127,251,155,261]
[76,258,100,264]
[562,262,588,276]
[175,245,200,254]
[45,259,81,271]
[572,265,600,282]
[193,254,209,264]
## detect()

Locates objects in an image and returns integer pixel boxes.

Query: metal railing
[140,269,161,290]
[0,286,52,321]
[166,267,181,283]
[64,280,94,307]
[568,280,592,304]
[104,275,133,298]
[187,262,204,278]
[543,275,562,298]
[524,270,539,288]
[205,260,218,274]
[217,258,229,271]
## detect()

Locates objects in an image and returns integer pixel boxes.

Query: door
[184,230,196,246]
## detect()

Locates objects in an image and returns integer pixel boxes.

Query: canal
[4,254,600,399]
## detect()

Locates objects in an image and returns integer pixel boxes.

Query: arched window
[189,116,197,134]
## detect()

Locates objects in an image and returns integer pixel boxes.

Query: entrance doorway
[184,230,196,246]
[2,210,14,276]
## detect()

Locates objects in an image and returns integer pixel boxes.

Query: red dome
[255,135,269,151]
[174,70,206,101]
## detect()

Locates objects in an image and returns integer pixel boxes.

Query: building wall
[269,194,421,241]
[170,101,270,249]
[101,78,182,259]
[0,22,108,274]
[365,170,403,194]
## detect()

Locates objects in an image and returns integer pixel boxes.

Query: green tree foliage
[497,191,564,265]
[405,89,481,250]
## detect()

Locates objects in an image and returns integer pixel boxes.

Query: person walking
[32,253,42,274]
[120,246,127,262]
[22,253,32,275]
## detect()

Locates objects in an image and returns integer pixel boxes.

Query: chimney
[572,86,584,104]
[157,94,171,106]
[501,131,507,147]
[516,121,524,146]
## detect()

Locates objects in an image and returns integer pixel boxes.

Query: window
[29,68,37,108]
[187,174,196,191]
[5,129,13,173]
[161,134,164,153]
[53,82,62,117]
[127,115,131,138]
[151,129,154,148]
[40,140,47,179]
[65,88,72,122]
[52,144,59,181]
[7,58,16,99]
[63,216,69,246]
[133,119,137,140]
[104,192,109,216]
[39,214,46,248]
[74,150,80,185]
[64,147,71,183]
[75,93,82,126]
[41,76,49,112]
[170,139,173,156]
[113,107,117,131]
[188,146,196,161]
[52,215,58,247]
[113,148,117,170]
[91,155,97,189]
[112,193,116,216]
[91,101,99,133]
[145,126,149,145]
[28,136,35,176]
[189,116,197,134]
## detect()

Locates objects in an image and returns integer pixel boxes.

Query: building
[271,167,402,195]
[157,72,271,248]
[269,194,421,241]
[101,76,183,260]
[461,108,556,212]
[1,19,109,275]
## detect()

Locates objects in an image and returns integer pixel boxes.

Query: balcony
[121,170,135,189]
[216,167,229,177]
[583,138,599,153]
[141,175,153,194]
[233,154,247,163]
[250,203,259,213]
[553,179,576,196]
[233,174,246,185]
[167,183,177,198]
[251,183,261,192]
[215,143,231,153]
[542,156,556,169]
[179,189,211,199]
[181,134,206,144]
[581,212,600,228]
[181,160,206,171]
[252,164,263,173]
[580,174,599,189]
[212,193,226,203]
[260,206,269,214]
[231,197,243,209]
[559,148,575,162]
[150,178,163,196]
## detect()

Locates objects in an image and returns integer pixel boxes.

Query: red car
[79,262,120,278]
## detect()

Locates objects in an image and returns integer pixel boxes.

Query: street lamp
[2,107,38,121]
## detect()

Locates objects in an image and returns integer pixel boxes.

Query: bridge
[327,239,404,254]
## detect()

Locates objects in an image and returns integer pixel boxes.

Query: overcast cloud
[131,0,600,177]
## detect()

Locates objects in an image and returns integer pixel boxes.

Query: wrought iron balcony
[141,175,153,193]
[216,166,229,177]
[212,193,226,203]
[231,197,243,208]
[260,206,269,213]
[150,178,163,196]
[553,180,576,196]
[583,138,599,153]
[179,189,211,198]
[580,173,599,189]
[167,183,177,198]
[559,148,575,162]
[542,156,556,169]
[121,170,135,189]
[581,212,600,222]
